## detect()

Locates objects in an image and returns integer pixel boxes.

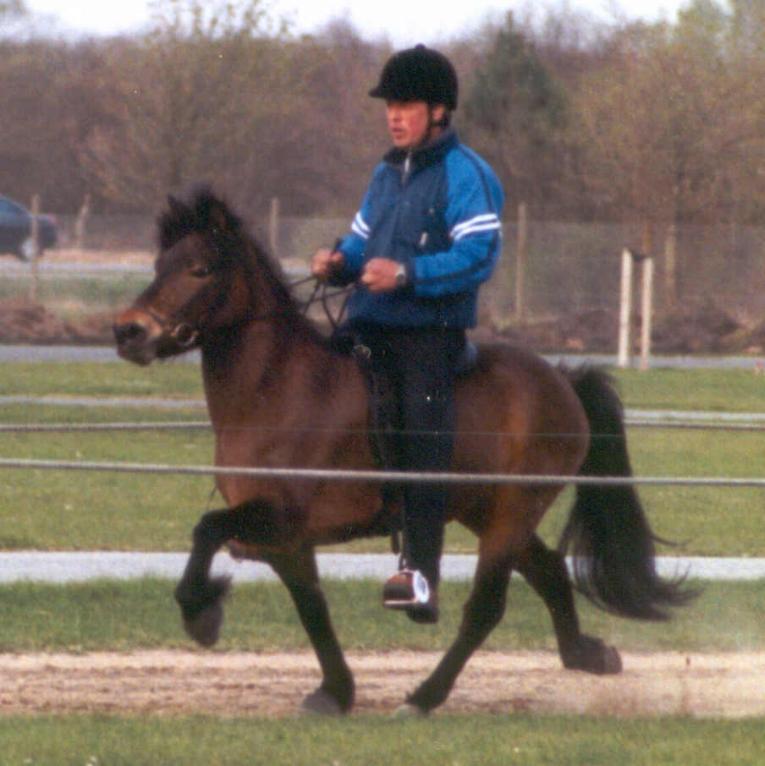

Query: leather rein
[151,274,352,349]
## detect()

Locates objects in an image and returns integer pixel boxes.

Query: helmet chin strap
[421,105,448,147]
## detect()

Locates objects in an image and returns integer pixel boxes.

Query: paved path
[0,551,763,584]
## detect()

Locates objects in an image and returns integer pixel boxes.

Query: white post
[617,248,633,368]
[639,256,654,371]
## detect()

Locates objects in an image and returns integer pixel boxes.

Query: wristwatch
[394,263,407,288]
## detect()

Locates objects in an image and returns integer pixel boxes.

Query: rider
[312,44,504,623]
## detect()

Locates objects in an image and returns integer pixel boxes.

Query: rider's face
[385,101,445,149]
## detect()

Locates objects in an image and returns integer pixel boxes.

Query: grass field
[0,578,761,653]
[0,579,763,764]
[4,361,765,410]
[1,714,762,766]
[2,362,765,764]
[2,364,765,554]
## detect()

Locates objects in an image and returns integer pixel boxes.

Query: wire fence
[1,456,765,489]
[10,214,765,328]
[2,412,765,487]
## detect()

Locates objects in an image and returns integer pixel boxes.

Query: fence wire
[1,456,765,489]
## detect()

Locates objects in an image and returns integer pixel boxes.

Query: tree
[82,0,298,213]
[573,2,763,225]
[462,12,569,216]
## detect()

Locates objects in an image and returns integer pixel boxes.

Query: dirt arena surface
[1,650,763,718]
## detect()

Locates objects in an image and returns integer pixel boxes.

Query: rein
[292,274,353,331]
[153,274,354,347]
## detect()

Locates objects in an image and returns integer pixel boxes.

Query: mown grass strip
[1,406,764,555]
[0,579,761,653]
[3,361,765,413]
[0,714,762,766]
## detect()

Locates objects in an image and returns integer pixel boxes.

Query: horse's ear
[207,196,237,238]
[167,194,184,214]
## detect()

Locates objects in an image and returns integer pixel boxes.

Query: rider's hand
[311,247,345,280]
[361,257,402,293]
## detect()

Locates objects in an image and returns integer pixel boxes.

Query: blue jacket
[335,129,504,329]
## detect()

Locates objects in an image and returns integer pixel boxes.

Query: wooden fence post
[268,197,280,258]
[28,194,41,303]
[515,202,527,322]
[75,193,91,250]
[664,222,677,308]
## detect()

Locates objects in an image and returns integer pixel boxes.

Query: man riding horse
[312,44,504,623]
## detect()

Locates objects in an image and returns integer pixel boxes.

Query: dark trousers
[353,324,465,588]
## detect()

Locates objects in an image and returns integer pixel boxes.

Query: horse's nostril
[114,321,147,346]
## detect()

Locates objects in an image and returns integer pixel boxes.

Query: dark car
[0,195,58,260]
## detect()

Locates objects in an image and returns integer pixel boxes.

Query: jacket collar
[384,128,458,172]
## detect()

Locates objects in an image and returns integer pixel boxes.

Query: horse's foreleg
[175,499,304,647]
[271,551,355,714]
[517,535,622,674]
[405,548,513,714]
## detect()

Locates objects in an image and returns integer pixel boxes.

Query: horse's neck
[200,316,329,428]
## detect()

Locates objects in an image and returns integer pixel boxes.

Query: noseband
[142,274,352,349]
[145,308,200,349]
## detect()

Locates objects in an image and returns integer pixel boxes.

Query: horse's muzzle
[113,309,163,366]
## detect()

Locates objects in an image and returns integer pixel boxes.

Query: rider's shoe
[382,569,439,624]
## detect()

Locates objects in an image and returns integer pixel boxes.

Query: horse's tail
[559,366,695,620]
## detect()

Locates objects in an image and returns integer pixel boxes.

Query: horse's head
[114,188,277,365]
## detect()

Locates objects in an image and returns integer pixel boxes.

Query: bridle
[143,307,201,350]
[144,274,353,349]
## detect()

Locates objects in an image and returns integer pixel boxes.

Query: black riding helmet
[369,44,458,111]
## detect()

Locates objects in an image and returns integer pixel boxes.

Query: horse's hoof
[563,635,623,675]
[300,689,344,716]
[393,702,428,718]
[182,600,224,647]
[600,645,623,674]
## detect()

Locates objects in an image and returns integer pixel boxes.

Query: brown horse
[114,188,689,715]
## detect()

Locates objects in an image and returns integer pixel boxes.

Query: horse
[113,187,691,715]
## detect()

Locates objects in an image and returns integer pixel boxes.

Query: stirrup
[382,569,430,609]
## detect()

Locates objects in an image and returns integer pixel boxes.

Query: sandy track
[1,650,763,718]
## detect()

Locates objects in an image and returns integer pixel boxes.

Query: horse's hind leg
[271,551,355,714]
[405,536,514,714]
[516,535,621,674]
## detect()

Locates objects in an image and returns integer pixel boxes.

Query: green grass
[0,579,761,653]
[3,362,765,413]
[0,273,152,314]
[1,413,764,555]
[2,364,765,554]
[611,367,765,412]
[0,715,762,766]
[0,361,202,399]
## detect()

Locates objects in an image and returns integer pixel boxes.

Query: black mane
[158,185,246,253]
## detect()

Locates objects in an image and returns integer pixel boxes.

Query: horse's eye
[190,263,213,278]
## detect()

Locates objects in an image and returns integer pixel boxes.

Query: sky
[22,0,688,44]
